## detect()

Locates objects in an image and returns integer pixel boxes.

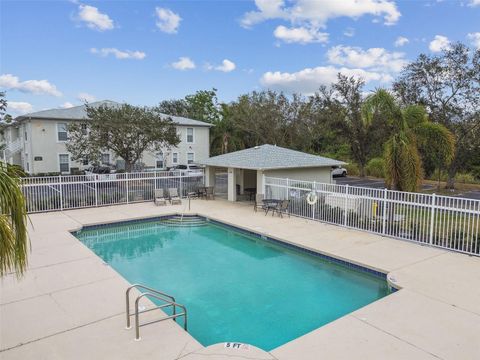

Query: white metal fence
[21,171,204,213]
[265,176,480,256]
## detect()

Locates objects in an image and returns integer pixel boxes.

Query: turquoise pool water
[75,216,390,351]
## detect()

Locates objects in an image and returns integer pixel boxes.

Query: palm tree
[0,161,29,276]
[363,90,455,192]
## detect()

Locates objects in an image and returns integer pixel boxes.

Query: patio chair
[168,188,182,205]
[254,193,266,212]
[154,189,167,206]
[272,200,290,218]
[196,186,207,199]
[205,186,215,200]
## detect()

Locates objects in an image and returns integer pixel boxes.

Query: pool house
[201,144,345,201]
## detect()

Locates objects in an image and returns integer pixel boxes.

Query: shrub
[471,166,480,181]
[365,158,385,178]
[455,172,477,184]
[345,163,360,176]
[428,169,448,182]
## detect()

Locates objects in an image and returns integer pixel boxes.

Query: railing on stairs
[125,284,187,341]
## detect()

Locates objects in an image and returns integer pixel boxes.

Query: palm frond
[0,161,29,277]
[415,122,456,165]
[403,105,427,128]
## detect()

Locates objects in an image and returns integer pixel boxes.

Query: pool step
[160,216,207,227]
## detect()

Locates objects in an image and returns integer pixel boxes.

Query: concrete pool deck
[1,200,479,359]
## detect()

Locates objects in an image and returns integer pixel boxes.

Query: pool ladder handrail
[125,284,188,341]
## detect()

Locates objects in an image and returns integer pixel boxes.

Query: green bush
[455,172,477,184]
[345,163,360,176]
[428,169,448,182]
[365,158,385,178]
[471,166,480,181]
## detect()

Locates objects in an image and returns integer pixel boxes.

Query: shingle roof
[14,100,212,127]
[200,144,346,170]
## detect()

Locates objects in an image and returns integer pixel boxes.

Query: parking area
[335,176,480,200]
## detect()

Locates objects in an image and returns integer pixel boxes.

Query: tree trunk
[359,162,366,177]
[445,162,457,190]
[125,160,133,173]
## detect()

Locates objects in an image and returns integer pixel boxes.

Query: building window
[172,152,178,164]
[156,152,164,169]
[187,152,194,164]
[57,123,68,141]
[24,131,28,141]
[59,154,70,173]
[186,128,194,143]
[82,157,89,166]
[101,153,110,165]
[81,123,88,135]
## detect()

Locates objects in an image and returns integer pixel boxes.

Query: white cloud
[394,36,409,47]
[468,0,480,7]
[77,92,96,102]
[273,25,328,44]
[90,48,146,60]
[344,27,355,37]
[155,7,181,34]
[467,32,480,49]
[241,0,400,29]
[8,101,33,115]
[429,35,451,52]
[327,45,408,73]
[261,65,392,95]
[211,59,236,72]
[171,57,196,71]
[61,102,74,108]
[0,74,62,97]
[77,4,114,31]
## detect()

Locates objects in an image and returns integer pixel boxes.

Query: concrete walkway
[1,200,479,359]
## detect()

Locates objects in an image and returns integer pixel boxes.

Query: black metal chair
[254,194,266,212]
[272,200,290,218]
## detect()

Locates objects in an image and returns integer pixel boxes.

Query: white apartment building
[1,100,212,174]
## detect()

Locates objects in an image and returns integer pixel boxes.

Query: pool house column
[227,167,237,201]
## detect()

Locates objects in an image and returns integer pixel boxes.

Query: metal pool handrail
[125,284,187,341]
[134,293,187,340]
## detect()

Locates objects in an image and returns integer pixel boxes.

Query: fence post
[180,172,183,197]
[286,178,290,200]
[312,181,316,220]
[94,174,98,207]
[59,175,63,211]
[126,172,129,204]
[344,184,349,226]
[429,193,436,245]
[382,188,387,235]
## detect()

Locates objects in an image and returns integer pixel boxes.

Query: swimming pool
[75,215,391,351]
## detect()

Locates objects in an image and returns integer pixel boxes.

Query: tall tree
[364,90,455,191]
[157,88,222,124]
[393,43,480,188]
[66,103,180,172]
[227,90,292,148]
[330,75,390,176]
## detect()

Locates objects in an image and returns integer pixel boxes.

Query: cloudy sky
[1,0,479,116]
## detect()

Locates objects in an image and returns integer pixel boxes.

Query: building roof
[200,144,346,170]
[14,100,212,127]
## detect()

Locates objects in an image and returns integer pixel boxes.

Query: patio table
[262,199,281,215]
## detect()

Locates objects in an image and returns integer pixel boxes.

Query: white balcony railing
[5,138,22,154]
